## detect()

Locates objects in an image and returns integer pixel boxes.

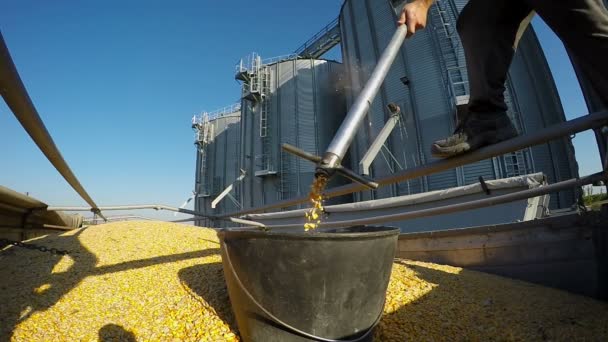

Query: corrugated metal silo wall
[340,0,576,208]
[193,113,241,228]
[341,0,460,201]
[506,27,577,208]
[239,59,348,210]
[193,148,204,227]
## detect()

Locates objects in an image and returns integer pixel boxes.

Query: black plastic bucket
[218,226,400,342]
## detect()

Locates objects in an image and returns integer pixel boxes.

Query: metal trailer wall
[194,113,241,227]
[396,208,608,299]
[238,58,348,210]
[339,0,577,208]
[0,185,82,242]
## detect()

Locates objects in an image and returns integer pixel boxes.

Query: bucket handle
[223,241,383,342]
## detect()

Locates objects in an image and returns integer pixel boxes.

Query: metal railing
[84,215,155,224]
[260,53,299,66]
[48,204,202,216]
[241,171,607,230]
[48,204,262,228]
[235,53,299,76]
[44,110,608,229]
[0,32,106,221]
[220,110,608,219]
[192,103,241,126]
[4,28,607,230]
[294,17,341,58]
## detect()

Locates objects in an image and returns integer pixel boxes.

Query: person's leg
[525,0,608,102]
[459,0,534,113]
[431,0,533,158]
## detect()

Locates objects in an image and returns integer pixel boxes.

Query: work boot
[431,111,518,158]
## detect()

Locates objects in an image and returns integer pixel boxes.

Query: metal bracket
[281,144,379,189]
[359,103,402,176]
[601,125,608,172]
[479,176,491,195]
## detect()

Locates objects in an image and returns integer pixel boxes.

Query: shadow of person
[0,228,97,341]
[0,226,220,341]
[178,262,238,333]
[98,323,137,342]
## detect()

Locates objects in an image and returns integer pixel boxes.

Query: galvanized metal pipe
[601,126,608,171]
[170,217,208,224]
[229,217,266,228]
[320,24,408,167]
[47,204,211,218]
[84,215,155,222]
[51,206,265,227]
[220,110,608,218]
[0,32,105,220]
[253,172,607,230]
[42,224,76,231]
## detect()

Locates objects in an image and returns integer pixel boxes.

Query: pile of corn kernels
[1,221,607,341]
[0,222,236,341]
[377,260,608,341]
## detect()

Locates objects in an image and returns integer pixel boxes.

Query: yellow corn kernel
[2,222,607,342]
[304,175,328,231]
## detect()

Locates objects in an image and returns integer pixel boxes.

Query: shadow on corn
[374,260,509,340]
[98,323,136,342]
[0,228,95,340]
[371,260,490,340]
[375,260,608,341]
[179,262,238,334]
[0,227,220,341]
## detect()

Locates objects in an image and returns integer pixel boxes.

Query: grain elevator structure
[193,0,579,227]
[340,0,577,208]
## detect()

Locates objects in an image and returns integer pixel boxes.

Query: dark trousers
[457,0,608,113]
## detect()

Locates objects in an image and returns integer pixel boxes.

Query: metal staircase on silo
[258,66,275,176]
[236,53,264,103]
[192,113,214,197]
[429,0,531,181]
[235,53,276,177]
[429,0,467,108]
[502,82,532,177]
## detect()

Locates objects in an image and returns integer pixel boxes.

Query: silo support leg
[359,107,401,176]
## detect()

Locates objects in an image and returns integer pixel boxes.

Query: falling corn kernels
[305,175,328,231]
[1,221,607,341]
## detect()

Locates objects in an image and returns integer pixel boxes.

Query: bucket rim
[218,225,400,240]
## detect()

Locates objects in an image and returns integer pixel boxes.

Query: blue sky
[0,1,602,222]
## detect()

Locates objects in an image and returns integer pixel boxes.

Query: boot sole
[431,129,518,159]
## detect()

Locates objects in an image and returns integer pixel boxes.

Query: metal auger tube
[319,24,408,171]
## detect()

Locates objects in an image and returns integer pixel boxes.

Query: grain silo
[339,0,578,208]
[192,104,241,226]
[235,54,348,209]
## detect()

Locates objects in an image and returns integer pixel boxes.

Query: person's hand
[397,0,433,38]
